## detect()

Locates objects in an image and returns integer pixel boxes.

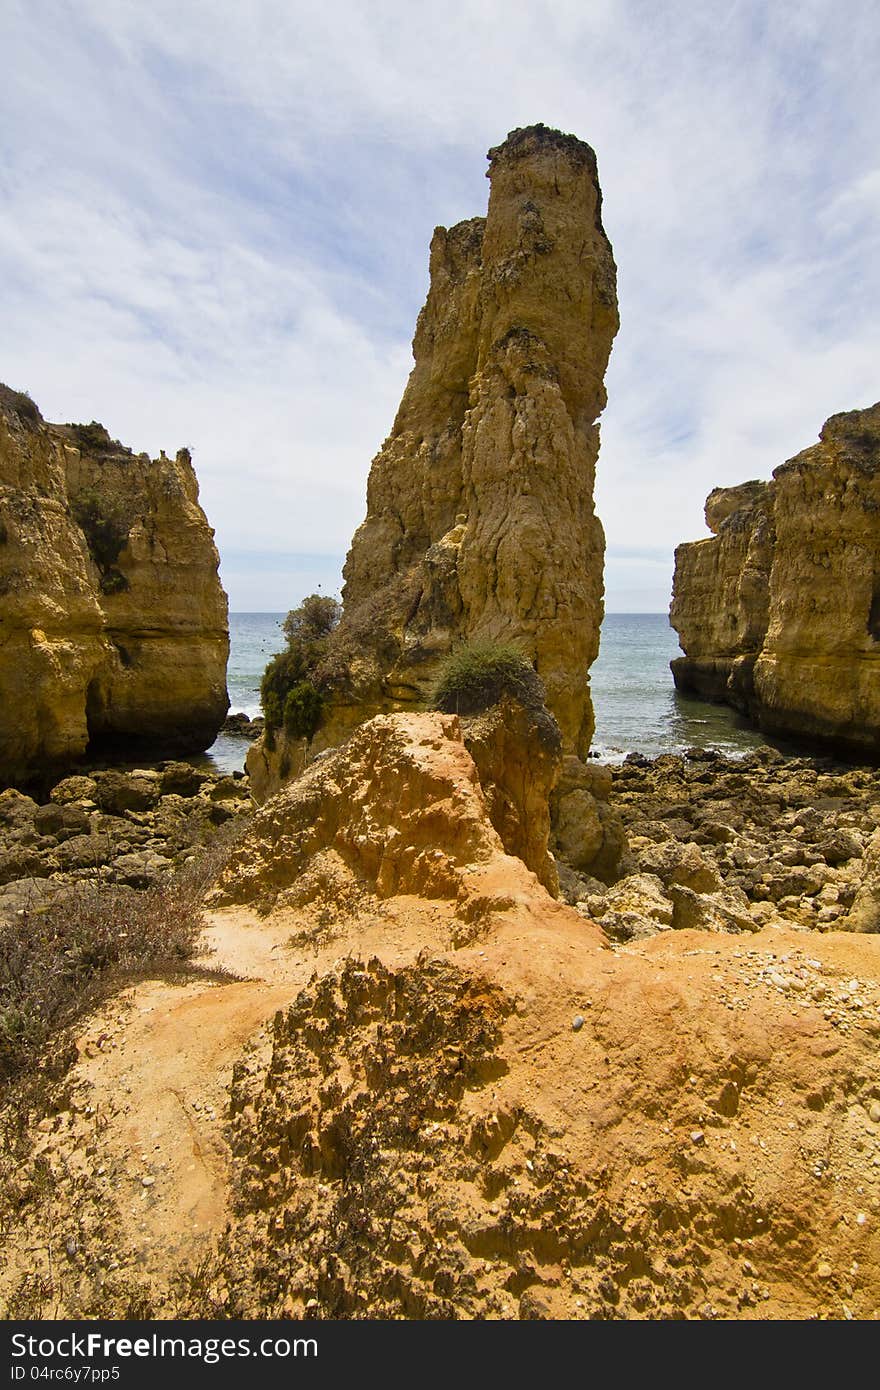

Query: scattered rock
[159,762,212,798]
[49,776,98,805]
[637,839,721,894]
[93,771,161,814]
[222,713,264,740]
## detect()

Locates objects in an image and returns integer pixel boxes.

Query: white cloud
[1,0,878,609]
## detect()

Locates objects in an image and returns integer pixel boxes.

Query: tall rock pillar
[333,124,618,757]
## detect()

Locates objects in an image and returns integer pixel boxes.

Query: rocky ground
[2,716,880,1320]
[0,762,253,924]
[560,746,880,943]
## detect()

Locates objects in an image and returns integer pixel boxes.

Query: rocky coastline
[3,122,880,1321]
[0,760,252,924]
[4,717,879,950]
[573,743,880,940]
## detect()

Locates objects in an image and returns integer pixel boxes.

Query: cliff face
[671,403,880,754]
[670,480,774,710]
[0,386,229,784]
[322,124,618,757]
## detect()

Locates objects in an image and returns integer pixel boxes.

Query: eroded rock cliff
[290,125,616,762]
[671,403,880,754]
[0,386,229,784]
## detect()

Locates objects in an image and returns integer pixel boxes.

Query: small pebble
[572,1015,585,1032]
[691,1130,705,1146]
[141,1176,155,1188]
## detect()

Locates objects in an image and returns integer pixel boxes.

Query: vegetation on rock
[260,594,340,746]
[69,489,131,572]
[67,421,127,455]
[0,876,201,1088]
[432,640,543,716]
[2,388,41,426]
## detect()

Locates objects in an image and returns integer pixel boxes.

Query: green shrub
[431,639,543,716]
[283,594,341,645]
[0,838,236,1090]
[283,681,324,740]
[5,389,41,425]
[100,568,130,595]
[68,420,117,453]
[260,594,341,741]
[71,490,130,570]
[260,648,307,733]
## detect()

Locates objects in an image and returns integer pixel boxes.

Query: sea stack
[250,124,618,799]
[0,385,229,784]
[671,402,880,755]
[337,124,618,752]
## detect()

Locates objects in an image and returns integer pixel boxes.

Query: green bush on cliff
[5,388,40,425]
[71,490,130,571]
[282,593,341,646]
[432,639,543,716]
[283,681,324,740]
[67,420,120,454]
[260,594,341,745]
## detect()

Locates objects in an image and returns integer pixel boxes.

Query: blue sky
[1,1,878,612]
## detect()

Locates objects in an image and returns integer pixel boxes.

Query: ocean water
[203,612,287,774]
[590,613,769,762]
[205,611,771,773]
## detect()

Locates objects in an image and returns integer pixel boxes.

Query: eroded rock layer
[6,714,880,1320]
[0,386,229,784]
[319,125,618,758]
[671,404,880,754]
[215,711,562,924]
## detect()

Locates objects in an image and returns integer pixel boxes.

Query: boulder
[49,775,98,804]
[844,828,880,933]
[597,872,674,940]
[93,770,161,814]
[159,761,212,797]
[111,851,173,888]
[0,789,38,829]
[637,839,721,894]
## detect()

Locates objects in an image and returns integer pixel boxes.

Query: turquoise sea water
[206,611,771,773]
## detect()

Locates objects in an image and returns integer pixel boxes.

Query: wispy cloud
[1,0,877,609]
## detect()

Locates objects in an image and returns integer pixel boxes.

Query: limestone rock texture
[319,124,618,757]
[670,480,774,711]
[671,403,880,754]
[8,713,880,1319]
[0,385,229,784]
[215,711,562,924]
[459,694,562,896]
